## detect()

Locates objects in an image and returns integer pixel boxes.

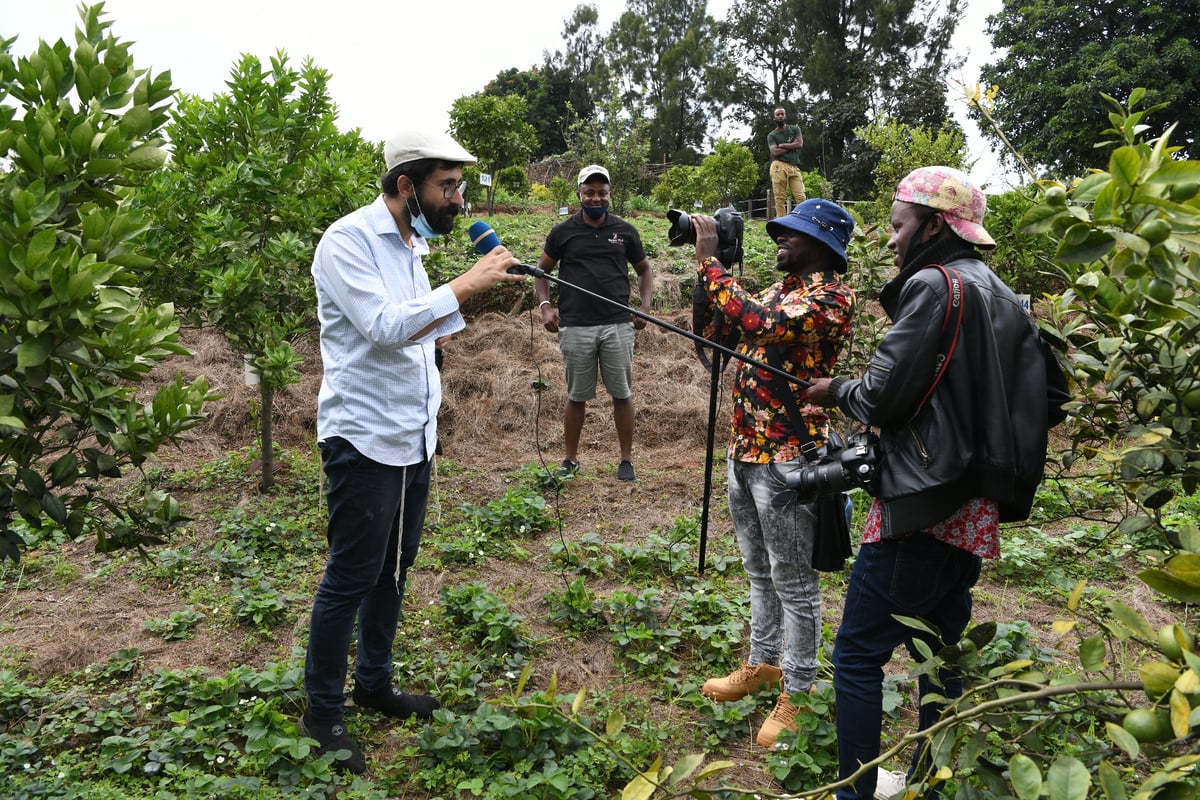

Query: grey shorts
[558,323,634,402]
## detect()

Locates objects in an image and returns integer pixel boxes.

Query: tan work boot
[755,691,802,747]
[701,662,783,702]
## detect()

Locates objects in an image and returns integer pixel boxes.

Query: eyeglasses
[426,179,467,199]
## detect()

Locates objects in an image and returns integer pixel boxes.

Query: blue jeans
[304,437,432,723]
[727,459,821,694]
[833,533,981,799]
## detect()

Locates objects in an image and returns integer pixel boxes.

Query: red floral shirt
[698,257,855,463]
[862,496,1001,559]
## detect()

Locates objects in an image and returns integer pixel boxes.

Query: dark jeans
[833,533,982,800]
[304,437,432,723]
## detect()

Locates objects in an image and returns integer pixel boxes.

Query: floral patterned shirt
[862,496,1001,559]
[698,256,856,463]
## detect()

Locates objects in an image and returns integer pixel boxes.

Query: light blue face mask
[412,211,440,239]
[408,196,442,239]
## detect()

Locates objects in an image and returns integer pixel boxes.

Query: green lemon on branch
[1122,707,1172,743]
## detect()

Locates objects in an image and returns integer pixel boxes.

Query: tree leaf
[1139,568,1200,603]
[1108,146,1142,187]
[1104,721,1140,760]
[621,755,661,800]
[666,754,705,785]
[1169,687,1191,738]
[1045,755,1091,800]
[1097,760,1129,800]
[1079,635,1108,671]
[1056,229,1116,264]
[1010,753,1043,800]
[1106,600,1156,640]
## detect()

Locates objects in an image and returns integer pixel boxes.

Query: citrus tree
[136,52,380,491]
[0,4,214,562]
[1024,90,1200,519]
[449,93,537,215]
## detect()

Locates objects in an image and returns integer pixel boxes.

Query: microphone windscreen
[468,220,502,255]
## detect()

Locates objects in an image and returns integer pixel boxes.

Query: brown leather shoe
[701,662,783,702]
[755,691,802,747]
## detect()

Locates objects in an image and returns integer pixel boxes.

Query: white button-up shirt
[312,195,465,466]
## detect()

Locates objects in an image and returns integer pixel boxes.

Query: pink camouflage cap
[893,166,996,249]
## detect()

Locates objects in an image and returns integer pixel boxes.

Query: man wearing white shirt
[301,130,523,774]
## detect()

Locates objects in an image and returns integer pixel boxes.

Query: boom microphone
[467,220,545,277]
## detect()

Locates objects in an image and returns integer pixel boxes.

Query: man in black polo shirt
[534,165,653,481]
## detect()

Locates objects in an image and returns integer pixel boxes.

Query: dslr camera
[668,206,744,266]
[785,431,880,503]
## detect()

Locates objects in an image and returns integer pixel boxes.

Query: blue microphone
[468,220,502,254]
[467,220,543,276]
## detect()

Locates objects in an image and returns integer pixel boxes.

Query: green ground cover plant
[2,9,1198,791]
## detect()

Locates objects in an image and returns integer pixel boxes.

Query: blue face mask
[582,203,609,220]
[411,211,440,239]
[407,195,445,239]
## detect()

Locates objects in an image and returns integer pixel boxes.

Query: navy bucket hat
[765,198,855,272]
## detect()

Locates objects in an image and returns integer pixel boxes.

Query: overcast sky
[5,0,1012,188]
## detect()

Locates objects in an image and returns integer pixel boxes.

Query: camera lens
[667,209,694,246]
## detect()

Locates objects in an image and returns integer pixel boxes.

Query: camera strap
[912,264,965,417]
[763,346,824,464]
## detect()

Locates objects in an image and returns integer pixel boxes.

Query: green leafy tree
[603,0,726,165]
[651,164,709,210]
[563,93,651,214]
[1022,91,1200,508]
[719,0,819,195]
[720,0,807,125]
[137,52,379,491]
[781,0,965,196]
[981,0,1200,177]
[648,141,756,210]
[854,116,970,226]
[449,93,537,215]
[543,3,604,132]
[0,5,215,562]
[484,65,580,159]
[698,139,758,206]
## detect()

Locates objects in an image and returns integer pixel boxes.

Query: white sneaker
[874,768,907,800]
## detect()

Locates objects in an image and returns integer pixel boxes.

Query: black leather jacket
[832,256,1049,538]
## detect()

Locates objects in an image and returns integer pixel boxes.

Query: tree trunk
[259,380,274,492]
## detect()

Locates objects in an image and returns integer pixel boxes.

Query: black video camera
[784,431,881,504]
[668,206,744,266]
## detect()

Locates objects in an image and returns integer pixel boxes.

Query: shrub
[495,165,531,198]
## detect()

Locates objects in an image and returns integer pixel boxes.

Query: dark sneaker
[298,712,365,774]
[557,458,580,478]
[617,460,635,481]
[352,684,441,720]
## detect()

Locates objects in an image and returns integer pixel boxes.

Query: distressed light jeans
[727,459,821,694]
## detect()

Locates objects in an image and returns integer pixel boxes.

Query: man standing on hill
[303,129,524,774]
[768,107,806,219]
[534,164,653,482]
[692,199,856,748]
[806,167,1052,799]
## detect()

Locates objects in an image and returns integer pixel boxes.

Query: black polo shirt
[544,212,647,326]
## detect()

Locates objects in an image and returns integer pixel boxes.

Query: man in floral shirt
[690,199,856,747]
